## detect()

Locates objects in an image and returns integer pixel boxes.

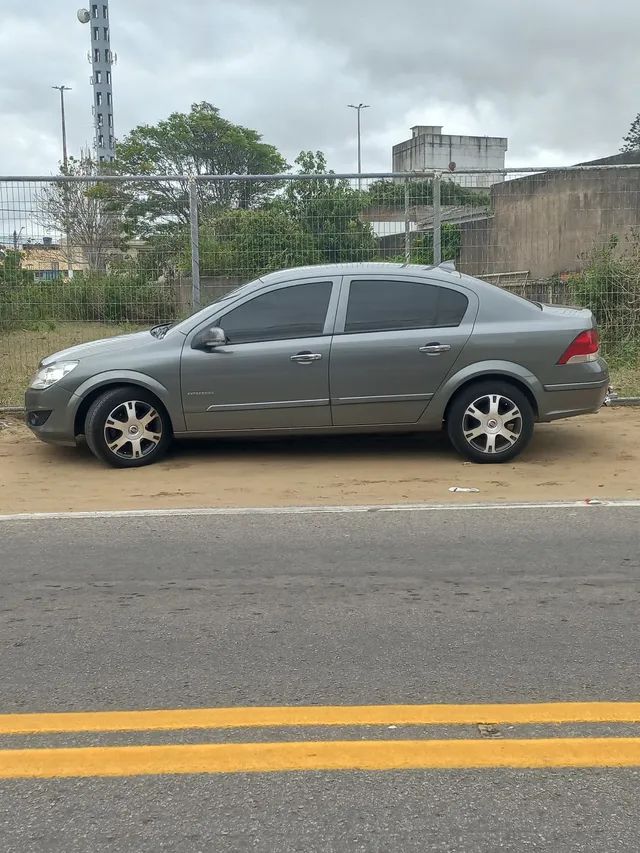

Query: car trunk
[539,304,596,329]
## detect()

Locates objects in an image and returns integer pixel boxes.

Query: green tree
[0,250,35,287]
[115,102,288,234]
[366,178,490,209]
[410,224,462,265]
[197,209,316,279]
[275,150,377,263]
[621,114,640,152]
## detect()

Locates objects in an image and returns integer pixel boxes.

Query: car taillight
[557,329,600,365]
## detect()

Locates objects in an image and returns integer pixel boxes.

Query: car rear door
[181,277,339,432]
[329,275,477,426]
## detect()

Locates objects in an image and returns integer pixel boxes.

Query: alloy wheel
[462,393,523,455]
[103,400,163,461]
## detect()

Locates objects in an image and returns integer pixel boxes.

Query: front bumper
[24,386,78,446]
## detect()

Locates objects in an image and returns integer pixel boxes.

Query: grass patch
[609,363,640,397]
[0,323,144,407]
[0,274,177,331]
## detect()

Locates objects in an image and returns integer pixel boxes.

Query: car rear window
[486,280,543,309]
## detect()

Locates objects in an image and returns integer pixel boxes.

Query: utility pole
[52,85,71,172]
[347,103,370,190]
[52,85,73,278]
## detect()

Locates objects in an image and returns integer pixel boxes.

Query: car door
[330,275,477,426]
[181,278,339,432]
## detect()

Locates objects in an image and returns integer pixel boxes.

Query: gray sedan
[25,262,609,467]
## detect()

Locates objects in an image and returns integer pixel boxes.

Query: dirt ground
[0,408,639,514]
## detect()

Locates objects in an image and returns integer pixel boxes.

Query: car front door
[181,278,339,432]
[330,276,477,426]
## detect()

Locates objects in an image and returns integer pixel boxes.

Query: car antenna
[438,260,457,271]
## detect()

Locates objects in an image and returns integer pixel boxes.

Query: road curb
[1,499,640,523]
[606,397,640,406]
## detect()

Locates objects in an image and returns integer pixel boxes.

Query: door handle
[419,343,451,355]
[290,352,322,363]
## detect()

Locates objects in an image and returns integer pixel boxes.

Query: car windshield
[158,277,265,335]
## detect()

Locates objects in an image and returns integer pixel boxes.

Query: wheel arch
[442,373,539,423]
[72,372,183,436]
[422,361,542,427]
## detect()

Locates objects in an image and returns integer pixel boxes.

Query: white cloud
[0,0,638,179]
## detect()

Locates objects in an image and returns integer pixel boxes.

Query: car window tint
[344,280,468,333]
[438,286,469,326]
[219,281,332,344]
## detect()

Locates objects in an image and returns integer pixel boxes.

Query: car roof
[257,262,542,317]
[170,260,540,336]
[260,262,463,286]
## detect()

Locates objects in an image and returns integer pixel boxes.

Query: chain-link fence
[1,165,639,406]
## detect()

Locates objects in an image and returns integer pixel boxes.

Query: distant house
[20,238,88,280]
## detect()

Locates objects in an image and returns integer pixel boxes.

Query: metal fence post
[432,172,442,265]
[188,178,201,310]
[404,179,411,263]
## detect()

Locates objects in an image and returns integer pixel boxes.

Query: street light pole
[52,85,71,173]
[12,227,25,251]
[52,85,73,278]
[348,103,370,189]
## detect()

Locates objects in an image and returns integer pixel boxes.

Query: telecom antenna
[78,3,116,165]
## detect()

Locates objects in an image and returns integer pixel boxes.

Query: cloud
[0,0,639,183]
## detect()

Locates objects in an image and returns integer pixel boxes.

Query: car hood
[41,330,154,366]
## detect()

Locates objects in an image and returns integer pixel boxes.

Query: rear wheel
[84,387,172,468]
[446,381,534,464]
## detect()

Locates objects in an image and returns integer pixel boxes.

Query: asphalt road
[1,505,640,851]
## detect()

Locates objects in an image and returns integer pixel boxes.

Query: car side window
[344,280,468,334]
[218,281,333,344]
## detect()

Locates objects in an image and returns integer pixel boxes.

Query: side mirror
[194,326,227,350]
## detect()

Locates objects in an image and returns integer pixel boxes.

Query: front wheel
[84,387,172,468]
[446,381,534,464]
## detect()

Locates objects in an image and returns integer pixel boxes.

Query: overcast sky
[0,0,639,177]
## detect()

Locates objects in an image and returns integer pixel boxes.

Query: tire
[84,386,172,468]
[446,381,534,464]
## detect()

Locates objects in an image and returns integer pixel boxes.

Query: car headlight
[30,361,79,390]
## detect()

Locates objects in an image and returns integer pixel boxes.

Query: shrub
[0,272,177,331]
[197,209,318,279]
[366,179,490,209]
[569,235,640,362]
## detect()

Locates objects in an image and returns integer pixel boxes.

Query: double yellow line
[2,702,640,779]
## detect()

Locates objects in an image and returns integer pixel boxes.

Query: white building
[393,125,508,187]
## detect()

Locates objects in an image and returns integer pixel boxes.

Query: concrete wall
[393,127,508,188]
[458,167,640,279]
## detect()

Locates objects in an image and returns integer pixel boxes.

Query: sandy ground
[0,408,639,514]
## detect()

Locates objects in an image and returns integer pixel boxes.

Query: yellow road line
[1,703,640,735]
[3,738,640,779]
